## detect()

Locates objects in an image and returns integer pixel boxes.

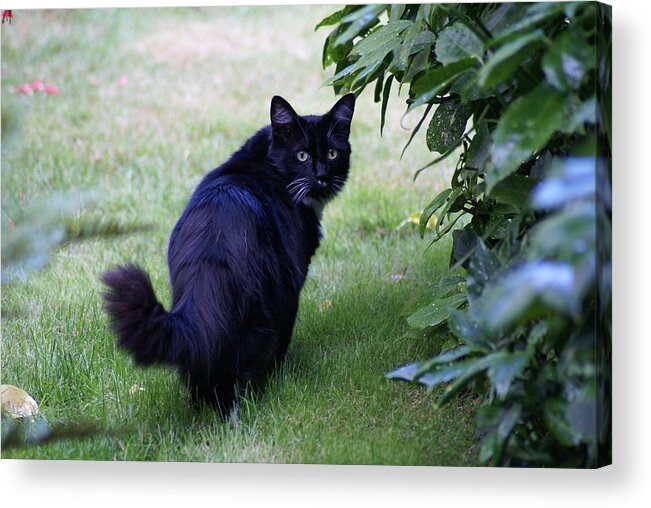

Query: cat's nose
[316,179,328,188]
[315,162,328,181]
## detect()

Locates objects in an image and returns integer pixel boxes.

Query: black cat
[102,94,355,417]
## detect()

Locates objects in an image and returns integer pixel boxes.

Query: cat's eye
[327,148,338,160]
[296,150,310,162]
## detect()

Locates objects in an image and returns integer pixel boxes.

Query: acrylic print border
[1,0,611,469]
[15,0,651,505]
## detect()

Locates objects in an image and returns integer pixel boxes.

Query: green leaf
[1,191,149,283]
[314,6,355,31]
[434,187,468,237]
[544,397,583,447]
[330,58,354,94]
[64,217,150,242]
[488,352,529,399]
[389,4,406,22]
[564,96,597,134]
[529,201,596,260]
[435,22,484,65]
[542,30,595,91]
[481,206,519,245]
[430,274,467,299]
[373,71,384,103]
[477,404,522,465]
[483,3,529,36]
[380,75,393,135]
[533,157,596,209]
[449,69,493,102]
[400,103,433,159]
[565,380,597,450]
[426,100,472,154]
[349,20,412,58]
[407,292,467,329]
[419,187,461,237]
[350,60,384,91]
[413,144,466,181]
[487,84,565,193]
[448,308,490,346]
[490,175,537,208]
[422,360,478,388]
[388,360,468,387]
[390,353,497,390]
[477,30,547,88]
[402,41,433,83]
[436,354,499,405]
[477,261,580,331]
[324,62,357,86]
[322,25,354,67]
[386,355,478,386]
[326,20,413,89]
[386,362,421,382]
[398,30,436,70]
[465,121,492,170]
[334,5,387,47]
[467,238,502,298]
[439,337,462,353]
[409,58,478,110]
[433,208,467,240]
[396,9,431,70]
[450,224,479,267]
[416,345,471,374]
[486,2,564,42]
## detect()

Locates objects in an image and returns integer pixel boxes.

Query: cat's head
[268,93,355,205]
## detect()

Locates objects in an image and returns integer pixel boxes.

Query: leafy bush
[318,2,611,467]
[1,106,150,285]
[1,109,146,447]
[1,191,149,285]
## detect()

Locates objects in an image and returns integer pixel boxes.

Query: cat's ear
[270,96,299,142]
[328,93,356,136]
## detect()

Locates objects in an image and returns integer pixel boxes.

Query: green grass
[1,6,478,464]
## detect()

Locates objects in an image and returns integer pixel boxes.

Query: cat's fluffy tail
[101,264,178,366]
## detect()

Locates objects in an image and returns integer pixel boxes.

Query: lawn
[1,6,478,464]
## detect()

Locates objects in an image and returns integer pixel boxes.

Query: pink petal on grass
[13,80,58,96]
[30,79,45,91]
[118,75,128,87]
[14,84,33,94]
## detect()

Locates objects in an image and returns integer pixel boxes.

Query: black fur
[102,94,355,417]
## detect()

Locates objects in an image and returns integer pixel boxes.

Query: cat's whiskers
[289,177,307,186]
[287,177,310,205]
[330,176,345,194]
[287,177,309,204]
[286,177,307,192]
[295,182,311,204]
[288,174,346,205]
